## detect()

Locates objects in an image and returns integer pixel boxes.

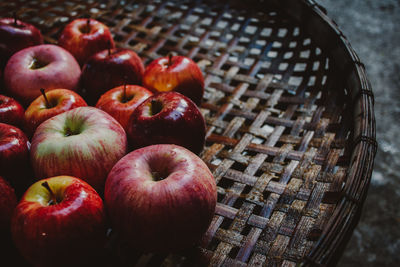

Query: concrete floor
[314,0,400,266]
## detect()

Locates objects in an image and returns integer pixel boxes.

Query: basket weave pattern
[0,0,376,266]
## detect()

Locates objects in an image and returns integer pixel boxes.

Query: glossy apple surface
[12,175,106,267]
[0,94,25,128]
[0,18,43,67]
[105,144,216,252]
[127,92,206,154]
[4,44,81,106]
[0,123,32,193]
[96,85,152,132]
[143,55,204,105]
[58,18,114,65]
[24,88,87,138]
[31,107,127,192]
[80,48,145,105]
[0,176,17,234]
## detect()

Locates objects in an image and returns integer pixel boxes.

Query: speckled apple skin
[4,44,81,106]
[30,107,127,192]
[11,176,106,267]
[96,85,152,132]
[105,144,217,252]
[143,55,204,106]
[0,18,43,67]
[24,89,87,138]
[58,18,115,65]
[0,123,30,175]
[81,48,145,105]
[127,92,206,154]
[0,94,25,128]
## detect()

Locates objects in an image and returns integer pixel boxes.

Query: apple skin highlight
[0,18,43,67]
[105,144,217,252]
[11,176,106,267]
[58,18,115,65]
[127,92,206,154]
[24,88,87,138]
[30,107,127,192]
[4,44,81,106]
[143,55,204,106]
[0,94,25,128]
[96,85,152,132]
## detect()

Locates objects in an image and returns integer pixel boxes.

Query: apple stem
[40,88,51,108]
[108,40,112,56]
[86,18,91,31]
[13,12,17,26]
[167,53,173,67]
[122,76,128,102]
[41,181,58,205]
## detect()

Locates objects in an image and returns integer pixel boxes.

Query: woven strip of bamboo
[0,1,376,266]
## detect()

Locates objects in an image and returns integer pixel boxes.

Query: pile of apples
[0,16,217,266]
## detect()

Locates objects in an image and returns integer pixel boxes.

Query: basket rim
[275,0,377,265]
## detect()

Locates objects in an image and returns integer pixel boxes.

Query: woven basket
[0,0,377,266]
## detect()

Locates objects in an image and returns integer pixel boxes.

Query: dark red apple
[0,123,32,191]
[0,94,25,128]
[105,144,217,252]
[24,88,87,138]
[0,17,43,67]
[127,92,206,154]
[80,48,145,105]
[96,84,153,132]
[143,55,204,105]
[58,18,114,65]
[0,175,17,234]
[0,123,31,192]
[11,175,107,267]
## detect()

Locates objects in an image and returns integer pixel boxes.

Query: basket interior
[0,0,359,266]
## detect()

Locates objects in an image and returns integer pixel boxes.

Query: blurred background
[314,0,400,266]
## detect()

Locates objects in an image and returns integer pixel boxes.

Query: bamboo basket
[0,0,377,266]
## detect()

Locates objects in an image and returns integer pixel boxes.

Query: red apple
[31,107,127,192]
[0,94,25,128]
[143,54,204,105]
[96,84,152,132]
[0,17,43,67]
[105,144,216,252]
[24,88,87,138]
[0,175,17,234]
[127,92,206,154]
[80,48,145,105]
[11,175,106,267]
[4,44,81,106]
[58,18,115,65]
[0,123,30,179]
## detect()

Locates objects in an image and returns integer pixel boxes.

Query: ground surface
[314,0,400,266]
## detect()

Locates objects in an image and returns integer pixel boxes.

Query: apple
[0,17,43,67]
[105,144,216,252]
[30,106,128,192]
[24,88,87,138]
[127,92,206,154]
[0,123,31,193]
[0,94,25,128]
[58,18,115,65]
[0,175,17,234]
[96,84,152,132]
[142,54,204,106]
[11,175,106,267]
[80,48,145,105]
[4,44,81,106]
